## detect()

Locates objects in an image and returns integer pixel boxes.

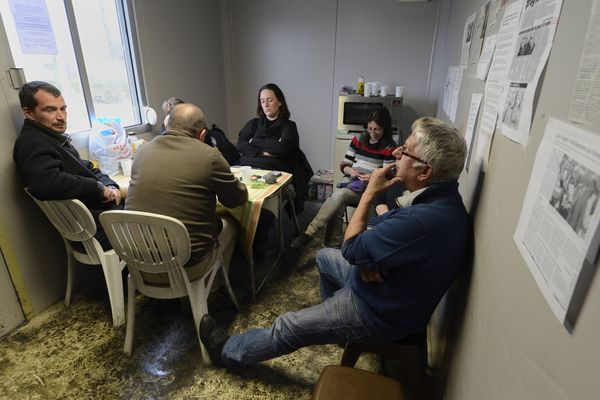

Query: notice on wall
[442,66,465,123]
[498,0,564,145]
[488,0,511,28]
[515,118,600,332]
[469,1,491,65]
[475,0,524,168]
[569,0,600,131]
[460,12,476,66]
[464,93,483,172]
[9,0,57,55]
[477,33,497,81]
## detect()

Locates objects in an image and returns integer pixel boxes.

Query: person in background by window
[13,81,122,249]
[160,97,184,134]
[291,107,396,250]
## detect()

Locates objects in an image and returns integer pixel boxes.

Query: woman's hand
[357,172,371,181]
[344,166,360,178]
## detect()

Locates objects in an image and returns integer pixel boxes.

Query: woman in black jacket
[237,83,300,173]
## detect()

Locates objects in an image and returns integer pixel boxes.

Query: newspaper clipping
[514,118,600,331]
[498,0,563,145]
[569,0,600,131]
[475,0,524,168]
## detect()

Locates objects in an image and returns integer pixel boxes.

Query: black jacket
[237,117,313,213]
[13,119,118,211]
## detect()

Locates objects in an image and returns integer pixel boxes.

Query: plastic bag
[89,117,132,176]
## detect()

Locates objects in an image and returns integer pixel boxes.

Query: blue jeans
[221,248,376,367]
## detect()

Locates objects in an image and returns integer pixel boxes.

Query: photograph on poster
[550,154,600,239]
[501,84,526,129]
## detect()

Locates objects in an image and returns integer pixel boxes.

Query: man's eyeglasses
[397,145,428,165]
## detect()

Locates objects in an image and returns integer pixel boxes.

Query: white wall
[224,0,440,171]
[224,0,338,171]
[332,0,440,142]
[131,0,228,132]
[429,1,600,399]
[0,18,68,317]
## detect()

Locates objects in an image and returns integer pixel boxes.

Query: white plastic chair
[99,210,239,364]
[25,190,126,327]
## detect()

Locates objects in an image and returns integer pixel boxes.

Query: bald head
[166,103,207,138]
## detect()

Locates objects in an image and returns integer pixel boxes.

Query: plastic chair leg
[100,252,125,326]
[123,275,136,356]
[189,279,211,365]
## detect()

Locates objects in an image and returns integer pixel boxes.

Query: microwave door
[343,102,384,131]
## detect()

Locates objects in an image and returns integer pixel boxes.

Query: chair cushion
[312,365,405,400]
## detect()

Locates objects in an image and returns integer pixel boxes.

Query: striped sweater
[340,135,396,174]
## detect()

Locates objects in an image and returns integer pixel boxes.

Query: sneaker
[199,314,228,367]
[290,233,313,250]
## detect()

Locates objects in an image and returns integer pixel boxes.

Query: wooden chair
[313,365,405,400]
[99,210,239,364]
[340,330,428,400]
[26,190,126,326]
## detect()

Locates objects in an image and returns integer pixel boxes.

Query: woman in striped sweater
[291,107,397,249]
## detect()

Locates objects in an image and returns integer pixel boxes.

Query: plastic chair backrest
[25,189,102,264]
[99,210,192,296]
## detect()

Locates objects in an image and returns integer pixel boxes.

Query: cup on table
[239,166,252,183]
[120,158,132,177]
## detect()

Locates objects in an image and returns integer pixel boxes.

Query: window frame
[2,0,151,135]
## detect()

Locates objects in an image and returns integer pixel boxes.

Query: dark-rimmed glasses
[397,144,428,165]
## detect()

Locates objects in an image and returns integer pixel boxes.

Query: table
[223,167,294,300]
[112,167,294,300]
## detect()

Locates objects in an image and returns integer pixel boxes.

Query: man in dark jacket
[200,119,470,368]
[13,81,121,249]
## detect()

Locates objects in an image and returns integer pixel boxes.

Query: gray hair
[412,121,466,182]
[166,103,206,137]
[410,116,446,131]
[161,97,184,115]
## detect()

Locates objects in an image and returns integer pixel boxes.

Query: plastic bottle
[357,76,365,96]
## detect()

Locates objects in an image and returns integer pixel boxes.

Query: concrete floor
[0,200,380,399]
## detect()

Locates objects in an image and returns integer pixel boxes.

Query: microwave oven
[337,94,403,133]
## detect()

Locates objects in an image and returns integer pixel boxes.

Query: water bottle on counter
[357,76,364,95]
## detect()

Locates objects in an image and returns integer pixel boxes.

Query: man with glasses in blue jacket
[200,119,470,368]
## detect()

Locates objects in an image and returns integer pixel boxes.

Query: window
[0,0,145,133]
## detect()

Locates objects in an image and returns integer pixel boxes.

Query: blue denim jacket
[342,180,469,337]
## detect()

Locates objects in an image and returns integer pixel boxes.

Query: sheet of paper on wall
[443,66,465,123]
[514,118,600,332]
[477,34,498,80]
[475,0,525,169]
[469,1,491,65]
[498,0,564,145]
[569,0,600,131]
[464,93,483,172]
[9,0,58,55]
[487,0,510,28]
[460,12,476,66]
